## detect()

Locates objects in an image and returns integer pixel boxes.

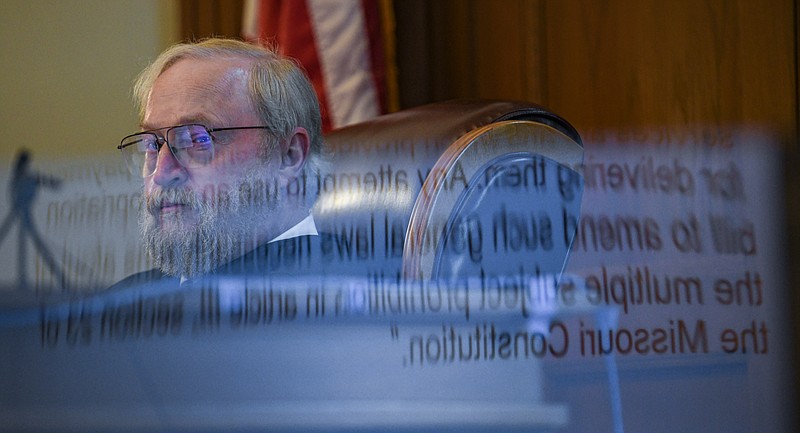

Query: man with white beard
[113,38,323,287]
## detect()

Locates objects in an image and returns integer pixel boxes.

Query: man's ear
[278,127,310,180]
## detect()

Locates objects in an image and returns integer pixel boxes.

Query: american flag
[243,0,395,132]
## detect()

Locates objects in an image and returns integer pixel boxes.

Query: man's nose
[152,144,188,187]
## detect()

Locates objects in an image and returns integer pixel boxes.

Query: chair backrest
[316,100,584,282]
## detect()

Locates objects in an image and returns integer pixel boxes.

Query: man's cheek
[217,144,260,166]
[143,179,156,196]
[141,191,158,216]
[200,182,232,208]
[242,175,281,208]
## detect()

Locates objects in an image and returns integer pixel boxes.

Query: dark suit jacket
[107,233,402,292]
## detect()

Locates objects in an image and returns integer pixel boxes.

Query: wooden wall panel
[544,0,795,137]
[395,0,546,108]
[459,0,543,102]
[180,0,243,41]
[427,0,472,101]
[396,0,795,139]
[393,0,431,108]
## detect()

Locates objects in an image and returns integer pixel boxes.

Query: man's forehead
[140,113,214,131]
[143,57,256,128]
[164,56,252,85]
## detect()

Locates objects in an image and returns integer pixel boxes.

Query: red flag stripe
[307,0,380,128]
[247,0,334,132]
[361,0,387,114]
[243,0,386,131]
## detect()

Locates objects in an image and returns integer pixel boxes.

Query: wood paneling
[180,0,243,41]
[544,0,795,137]
[395,0,796,140]
[395,0,547,108]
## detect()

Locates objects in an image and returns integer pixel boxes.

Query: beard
[139,169,280,277]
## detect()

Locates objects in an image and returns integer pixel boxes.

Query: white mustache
[146,189,200,214]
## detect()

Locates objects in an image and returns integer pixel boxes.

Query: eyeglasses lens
[120,125,215,177]
[168,125,215,166]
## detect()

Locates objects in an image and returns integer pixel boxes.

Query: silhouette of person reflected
[0,149,64,290]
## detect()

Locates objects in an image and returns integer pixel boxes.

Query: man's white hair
[132,37,323,173]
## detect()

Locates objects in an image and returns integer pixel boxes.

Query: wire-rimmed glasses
[118,124,272,177]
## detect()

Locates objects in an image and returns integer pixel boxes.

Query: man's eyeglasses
[118,124,272,177]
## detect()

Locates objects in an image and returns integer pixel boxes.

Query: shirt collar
[268,213,318,243]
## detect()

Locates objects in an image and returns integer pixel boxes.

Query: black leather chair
[317,99,584,283]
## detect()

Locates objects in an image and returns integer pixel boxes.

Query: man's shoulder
[106,268,172,292]
[217,232,401,277]
[216,234,323,276]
